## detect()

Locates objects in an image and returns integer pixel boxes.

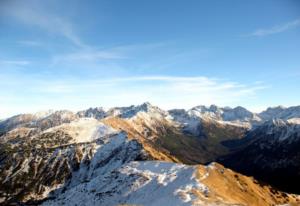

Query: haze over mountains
[1,103,300,205]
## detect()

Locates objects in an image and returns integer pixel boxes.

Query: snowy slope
[43,161,208,206]
[0,118,147,204]
[169,105,260,128]
[0,110,78,134]
[259,106,300,121]
[43,161,300,206]
[106,102,168,119]
[43,118,118,143]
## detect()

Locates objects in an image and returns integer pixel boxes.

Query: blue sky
[0,0,300,118]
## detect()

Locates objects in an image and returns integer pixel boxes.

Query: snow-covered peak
[169,105,257,131]
[255,118,300,142]
[188,105,257,123]
[223,106,258,121]
[43,118,118,143]
[191,104,220,113]
[259,106,300,121]
[259,106,286,120]
[188,105,221,121]
[107,102,167,119]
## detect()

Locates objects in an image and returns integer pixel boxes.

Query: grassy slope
[102,116,246,164]
[196,163,300,206]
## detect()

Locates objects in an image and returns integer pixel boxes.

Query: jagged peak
[106,102,165,118]
[77,107,106,119]
[191,105,215,111]
[209,104,220,111]
[140,101,152,107]
[186,104,255,123]
[261,105,286,113]
[259,105,300,121]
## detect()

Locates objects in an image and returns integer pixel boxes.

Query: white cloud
[0,75,267,118]
[250,19,300,37]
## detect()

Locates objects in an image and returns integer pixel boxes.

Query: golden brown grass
[195,163,300,206]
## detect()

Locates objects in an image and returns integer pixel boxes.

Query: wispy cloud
[1,1,199,75]
[51,49,126,67]
[17,40,42,47]
[0,74,267,118]
[2,0,127,71]
[2,0,86,48]
[48,42,169,71]
[249,19,300,37]
[0,60,30,66]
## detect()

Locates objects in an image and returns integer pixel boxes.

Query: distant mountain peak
[187,104,255,123]
[33,109,55,119]
[77,107,106,119]
[141,101,152,107]
[106,102,165,119]
[259,105,300,121]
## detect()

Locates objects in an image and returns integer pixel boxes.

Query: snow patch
[287,118,300,125]
[43,161,211,206]
[43,118,117,143]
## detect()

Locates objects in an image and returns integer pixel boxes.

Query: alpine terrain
[1,103,300,206]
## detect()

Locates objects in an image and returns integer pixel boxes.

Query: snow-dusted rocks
[0,110,78,134]
[43,161,300,206]
[259,106,300,121]
[107,102,168,119]
[0,118,147,204]
[43,161,208,206]
[77,107,107,119]
[169,105,260,133]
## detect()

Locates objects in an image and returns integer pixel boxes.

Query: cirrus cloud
[249,19,300,37]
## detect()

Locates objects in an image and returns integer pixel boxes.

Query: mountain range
[1,103,300,205]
